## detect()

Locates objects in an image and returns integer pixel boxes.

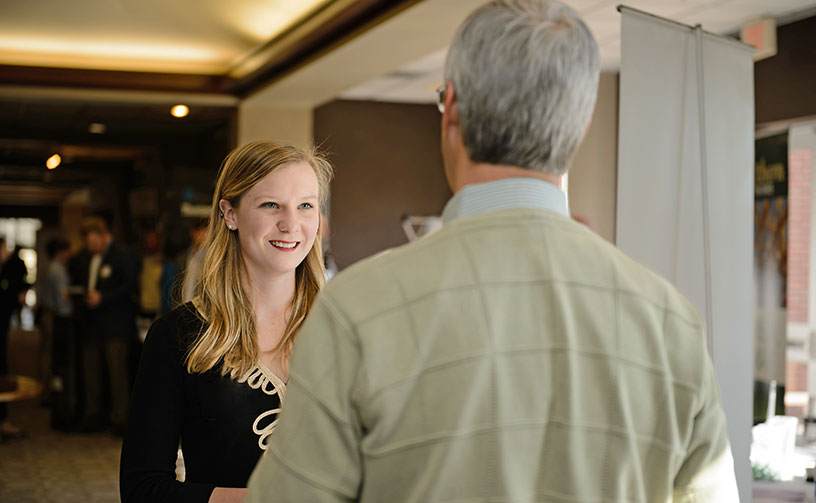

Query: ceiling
[0,0,816,106]
[0,0,418,95]
[338,0,816,104]
[1,0,815,105]
[0,0,334,74]
[1,0,816,199]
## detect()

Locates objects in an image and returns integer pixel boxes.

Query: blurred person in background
[138,229,163,321]
[120,141,332,503]
[180,218,209,304]
[72,216,138,435]
[38,236,72,405]
[0,236,29,439]
[42,236,83,430]
[158,234,185,316]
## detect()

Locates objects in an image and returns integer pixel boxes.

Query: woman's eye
[262,202,279,209]
[299,203,314,209]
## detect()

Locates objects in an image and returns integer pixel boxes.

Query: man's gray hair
[444,0,599,175]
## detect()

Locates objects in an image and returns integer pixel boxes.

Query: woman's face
[220,161,320,279]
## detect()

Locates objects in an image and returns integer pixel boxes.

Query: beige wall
[314,100,450,270]
[237,103,313,149]
[568,72,618,243]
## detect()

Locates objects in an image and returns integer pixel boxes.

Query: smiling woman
[219,160,321,280]
[119,141,332,503]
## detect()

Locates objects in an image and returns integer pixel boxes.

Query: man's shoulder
[106,243,138,270]
[321,220,473,323]
[107,242,133,259]
[600,240,701,326]
[321,208,700,329]
[320,210,579,322]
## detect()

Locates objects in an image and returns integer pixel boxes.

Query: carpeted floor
[0,400,122,503]
[1,324,121,503]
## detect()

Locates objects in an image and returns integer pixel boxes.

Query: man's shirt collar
[441,177,569,223]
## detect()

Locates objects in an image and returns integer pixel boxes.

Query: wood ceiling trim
[0,65,227,94]
[0,0,419,98]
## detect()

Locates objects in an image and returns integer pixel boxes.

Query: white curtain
[617,7,755,501]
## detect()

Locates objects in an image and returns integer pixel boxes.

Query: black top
[120,303,284,503]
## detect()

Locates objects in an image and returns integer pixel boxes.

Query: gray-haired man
[248,1,739,501]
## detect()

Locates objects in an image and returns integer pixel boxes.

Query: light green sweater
[248,207,738,503]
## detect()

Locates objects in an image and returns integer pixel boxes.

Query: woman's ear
[219,199,237,231]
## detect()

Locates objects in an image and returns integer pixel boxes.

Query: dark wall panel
[314,100,451,270]
[755,16,816,124]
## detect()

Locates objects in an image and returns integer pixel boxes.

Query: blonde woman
[120,142,332,503]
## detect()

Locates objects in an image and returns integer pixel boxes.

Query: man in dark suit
[0,238,29,439]
[73,216,138,434]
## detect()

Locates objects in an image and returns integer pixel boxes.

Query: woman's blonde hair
[187,141,333,379]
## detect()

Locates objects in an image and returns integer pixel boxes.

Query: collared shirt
[441,176,569,223]
[87,242,111,292]
[88,253,103,292]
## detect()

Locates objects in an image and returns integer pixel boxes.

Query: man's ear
[219,199,237,230]
[442,81,459,132]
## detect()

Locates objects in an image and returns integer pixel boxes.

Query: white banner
[617,7,755,500]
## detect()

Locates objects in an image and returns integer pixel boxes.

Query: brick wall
[787,360,809,393]
[787,149,813,323]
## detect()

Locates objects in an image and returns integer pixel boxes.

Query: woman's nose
[277,210,295,232]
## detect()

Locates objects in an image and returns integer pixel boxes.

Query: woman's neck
[241,266,296,377]
[242,269,295,322]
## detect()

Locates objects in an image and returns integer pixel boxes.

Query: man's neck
[443,130,562,192]
[452,161,563,193]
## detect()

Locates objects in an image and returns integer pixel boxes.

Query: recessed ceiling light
[171,104,189,118]
[46,153,61,170]
[89,122,107,134]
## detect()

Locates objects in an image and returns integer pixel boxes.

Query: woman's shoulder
[147,302,206,352]
[153,302,204,329]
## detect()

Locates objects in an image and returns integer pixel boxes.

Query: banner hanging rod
[616,5,755,53]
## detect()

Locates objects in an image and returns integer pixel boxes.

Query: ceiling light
[89,122,107,134]
[171,104,189,118]
[46,154,61,170]
[0,37,225,73]
[229,0,332,42]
